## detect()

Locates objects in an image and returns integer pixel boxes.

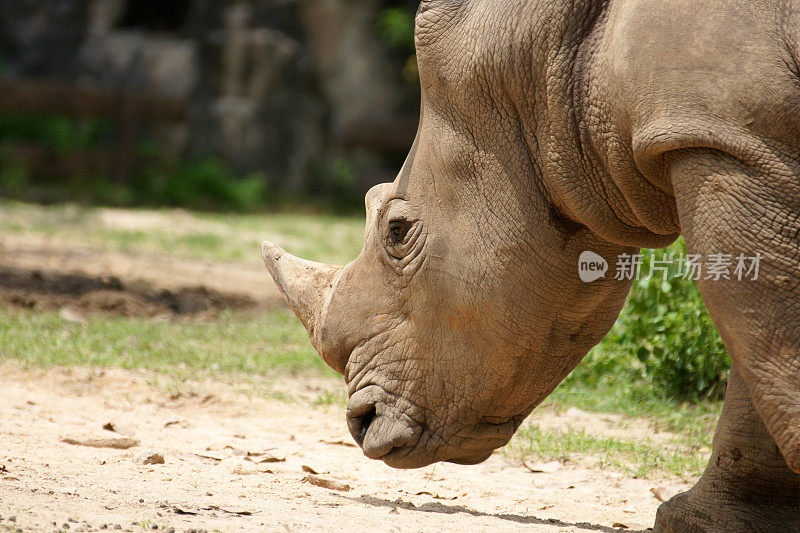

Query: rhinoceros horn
[261,241,342,341]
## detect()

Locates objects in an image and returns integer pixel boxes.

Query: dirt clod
[102,422,135,436]
[141,453,165,465]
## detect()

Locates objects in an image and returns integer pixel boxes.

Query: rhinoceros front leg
[659,148,800,530]
[654,367,800,533]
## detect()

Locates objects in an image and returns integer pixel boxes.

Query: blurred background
[0,0,421,211]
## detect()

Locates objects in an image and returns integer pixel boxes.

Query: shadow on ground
[342,494,652,532]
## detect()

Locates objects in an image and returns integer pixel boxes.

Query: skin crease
[263,1,800,530]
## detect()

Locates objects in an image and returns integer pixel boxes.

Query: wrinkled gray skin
[263,1,800,530]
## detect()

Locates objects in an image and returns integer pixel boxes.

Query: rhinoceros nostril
[353,406,376,446]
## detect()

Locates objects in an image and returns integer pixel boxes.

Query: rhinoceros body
[264,1,800,530]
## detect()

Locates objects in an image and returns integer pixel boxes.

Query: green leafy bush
[0,153,31,196]
[376,6,419,84]
[0,111,112,154]
[570,239,730,402]
[376,8,415,52]
[137,158,266,212]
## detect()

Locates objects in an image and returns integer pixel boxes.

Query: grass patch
[0,200,364,264]
[0,306,336,379]
[507,424,708,479]
[313,388,349,408]
[547,372,722,441]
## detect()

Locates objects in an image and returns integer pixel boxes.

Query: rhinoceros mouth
[346,385,425,465]
[346,384,519,469]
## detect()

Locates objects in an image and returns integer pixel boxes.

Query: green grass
[313,388,349,407]
[0,199,364,264]
[0,306,335,379]
[547,366,722,440]
[507,424,708,479]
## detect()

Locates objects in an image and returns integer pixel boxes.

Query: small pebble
[114,524,122,530]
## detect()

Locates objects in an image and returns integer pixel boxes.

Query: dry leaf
[612,523,629,529]
[206,506,255,516]
[249,451,285,463]
[523,458,561,473]
[301,465,319,474]
[650,486,674,503]
[224,446,247,456]
[409,490,457,500]
[320,439,357,448]
[194,453,224,462]
[62,436,139,449]
[302,474,351,492]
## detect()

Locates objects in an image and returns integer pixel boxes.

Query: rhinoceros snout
[346,385,423,467]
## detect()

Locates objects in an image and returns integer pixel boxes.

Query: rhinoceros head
[262,2,636,468]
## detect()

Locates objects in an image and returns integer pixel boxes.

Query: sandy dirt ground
[0,364,695,533]
[0,228,696,532]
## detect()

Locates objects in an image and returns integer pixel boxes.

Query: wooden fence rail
[0,77,188,183]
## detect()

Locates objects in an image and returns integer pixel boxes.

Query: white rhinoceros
[263,1,800,530]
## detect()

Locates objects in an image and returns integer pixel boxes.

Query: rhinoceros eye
[388,219,411,242]
[382,202,425,271]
